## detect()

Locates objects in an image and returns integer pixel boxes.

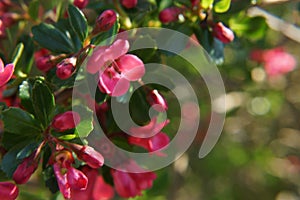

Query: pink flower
[0,182,19,200]
[96,10,117,32]
[12,151,38,184]
[212,22,234,43]
[73,0,89,9]
[70,144,104,169]
[34,49,55,72]
[250,48,296,76]
[130,117,169,138]
[67,167,88,190]
[56,57,77,80]
[0,19,5,38]
[111,160,156,198]
[159,7,181,24]
[120,0,138,9]
[52,111,81,132]
[71,166,114,200]
[53,163,71,199]
[128,132,170,152]
[147,89,168,112]
[87,39,145,96]
[0,58,14,87]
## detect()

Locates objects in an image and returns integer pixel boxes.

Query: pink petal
[148,132,170,151]
[107,39,129,61]
[116,54,145,81]
[0,64,14,87]
[99,68,130,96]
[0,59,4,72]
[86,46,108,74]
[130,117,169,138]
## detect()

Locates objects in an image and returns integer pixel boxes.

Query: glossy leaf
[2,108,42,135]
[32,80,55,127]
[67,4,88,42]
[32,23,74,53]
[214,0,231,13]
[19,79,34,114]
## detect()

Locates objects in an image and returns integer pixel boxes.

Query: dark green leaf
[214,0,231,13]
[29,0,40,20]
[43,166,59,194]
[19,79,35,114]
[1,132,37,150]
[67,5,88,42]
[16,141,40,160]
[1,145,26,177]
[73,105,94,138]
[32,80,55,127]
[2,108,42,135]
[32,23,74,53]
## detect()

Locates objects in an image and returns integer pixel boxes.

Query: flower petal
[116,54,145,81]
[0,58,4,72]
[86,46,108,74]
[0,64,14,87]
[107,39,129,61]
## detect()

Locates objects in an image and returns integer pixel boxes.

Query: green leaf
[67,5,88,42]
[11,43,24,66]
[74,106,94,138]
[2,108,42,135]
[58,134,76,140]
[32,23,74,53]
[16,141,40,160]
[19,79,35,114]
[201,0,214,9]
[214,0,231,13]
[28,0,40,20]
[32,80,55,127]
[43,166,59,194]
[16,35,35,74]
[1,132,36,150]
[1,149,21,178]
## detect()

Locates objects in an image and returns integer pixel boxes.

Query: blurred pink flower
[87,39,145,96]
[212,22,234,44]
[147,89,168,112]
[0,182,19,200]
[71,166,114,200]
[0,58,14,87]
[120,0,137,9]
[73,0,89,9]
[250,48,296,76]
[130,117,169,138]
[111,159,156,198]
[159,7,181,24]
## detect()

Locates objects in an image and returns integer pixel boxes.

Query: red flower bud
[212,22,234,44]
[147,89,168,112]
[12,152,38,184]
[36,55,55,72]
[70,144,104,169]
[73,0,89,9]
[159,7,181,24]
[0,182,19,200]
[56,57,77,80]
[67,167,88,190]
[53,163,71,199]
[52,111,81,132]
[120,0,137,9]
[96,10,117,32]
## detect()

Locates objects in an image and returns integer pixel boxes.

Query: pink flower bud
[159,7,181,24]
[67,167,88,190]
[96,10,117,32]
[120,0,137,9]
[35,55,55,72]
[0,58,14,87]
[56,57,77,80]
[52,111,81,132]
[53,163,71,199]
[2,13,19,27]
[147,89,168,112]
[12,152,38,184]
[70,144,104,169]
[0,182,19,200]
[73,0,89,9]
[212,22,234,44]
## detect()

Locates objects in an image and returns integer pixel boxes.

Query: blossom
[0,58,14,87]
[120,0,138,9]
[159,7,181,24]
[0,182,19,200]
[95,10,117,32]
[128,132,170,152]
[212,22,234,44]
[147,89,168,112]
[13,151,38,184]
[71,166,114,200]
[73,0,89,9]
[130,117,169,138]
[111,159,156,198]
[250,48,296,76]
[56,57,77,80]
[52,111,81,132]
[69,144,104,168]
[67,167,88,190]
[86,39,145,96]
[53,163,71,199]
